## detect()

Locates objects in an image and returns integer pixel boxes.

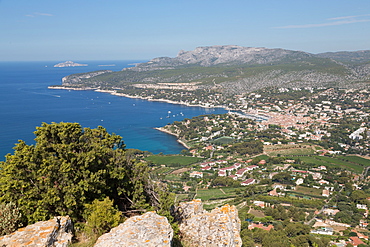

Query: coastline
[49,86,227,109]
[48,85,220,151]
[154,127,190,149]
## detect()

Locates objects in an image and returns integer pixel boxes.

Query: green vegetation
[0,122,173,226]
[0,202,23,236]
[340,155,370,166]
[315,156,365,173]
[195,187,240,201]
[145,155,203,166]
[83,197,122,237]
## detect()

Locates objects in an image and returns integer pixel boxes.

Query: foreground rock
[176,199,242,247]
[94,211,173,247]
[0,216,73,247]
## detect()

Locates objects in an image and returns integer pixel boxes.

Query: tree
[0,122,171,224]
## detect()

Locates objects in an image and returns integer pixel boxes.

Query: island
[53,61,88,67]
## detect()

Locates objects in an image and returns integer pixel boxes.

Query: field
[315,156,365,173]
[195,187,240,201]
[338,155,370,166]
[145,155,204,166]
[290,155,370,174]
[264,144,317,156]
[294,186,323,197]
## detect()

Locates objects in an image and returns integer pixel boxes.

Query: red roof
[350,236,365,246]
[248,223,274,231]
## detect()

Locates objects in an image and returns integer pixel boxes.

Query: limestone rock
[175,198,205,221]
[0,216,73,247]
[94,211,173,247]
[177,200,242,247]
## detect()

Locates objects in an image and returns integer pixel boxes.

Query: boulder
[0,216,73,247]
[176,200,242,247]
[94,211,173,247]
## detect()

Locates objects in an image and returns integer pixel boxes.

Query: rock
[94,211,173,247]
[0,216,73,247]
[176,200,242,247]
[175,198,205,222]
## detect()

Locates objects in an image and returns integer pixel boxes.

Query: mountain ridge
[59,45,370,95]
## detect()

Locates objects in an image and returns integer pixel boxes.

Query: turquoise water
[0,61,227,159]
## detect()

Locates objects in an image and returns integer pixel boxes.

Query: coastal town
[140,86,370,246]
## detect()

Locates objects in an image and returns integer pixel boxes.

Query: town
[142,87,370,246]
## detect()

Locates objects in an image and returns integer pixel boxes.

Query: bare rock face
[176,199,242,247]
[94,211,173,247]
[0,216,73,247]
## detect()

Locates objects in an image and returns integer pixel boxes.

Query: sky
[1,0,369,61]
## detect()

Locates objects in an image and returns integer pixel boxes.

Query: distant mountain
[60,45,370,94]
[130,45,312,70]
[316,50,370,64]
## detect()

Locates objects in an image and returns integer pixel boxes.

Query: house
[296,178,304,185]
[349,236,365,247]
[248,223,274,231]
[268,189,278,197]
[229,175,238,180]
[258,160,266,165]
[241,178,255,186]
[200,161,215,167]
[318,179,330,185]
[322,189,330,197]
[311,227,334,235]
[246,165,258,171]
[218,170,226,177]
[252,200,266,208]
[356,204,368,210]
[236,168,248,178]
[322,208,340,216]
[190,171,203,178]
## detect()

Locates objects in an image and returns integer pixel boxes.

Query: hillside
[58,45,370,98]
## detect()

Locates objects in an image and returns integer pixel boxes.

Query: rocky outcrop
[176,199,242,247]
[94,211,173,247]
[0,216,73,247]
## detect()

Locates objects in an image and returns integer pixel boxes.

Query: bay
[0,61,227,160]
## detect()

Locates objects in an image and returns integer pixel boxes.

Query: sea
[0,60,227,160]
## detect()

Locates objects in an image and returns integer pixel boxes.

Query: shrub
[83,197,123,236]
[0,202,23,236]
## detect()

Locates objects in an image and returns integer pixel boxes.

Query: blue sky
[1,0,369,61]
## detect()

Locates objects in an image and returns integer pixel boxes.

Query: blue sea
[0,61,227,160]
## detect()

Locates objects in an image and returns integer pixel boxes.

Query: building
[236,168,248,178]
[189,171,203,178]
[248,223,274,231]
[311,227,334,235]
[241,178,255,186]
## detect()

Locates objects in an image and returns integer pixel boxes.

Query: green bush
[0,202,23,236]
[84,197,123,236]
